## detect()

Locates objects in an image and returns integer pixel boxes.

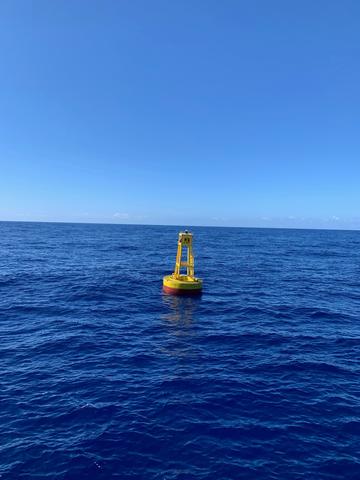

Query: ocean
[1,221,360,479]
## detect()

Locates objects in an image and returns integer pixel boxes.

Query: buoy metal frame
[163,231,203,295]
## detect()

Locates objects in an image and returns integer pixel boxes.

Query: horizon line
[0,219,359,233]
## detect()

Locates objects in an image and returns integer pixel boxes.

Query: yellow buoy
[163,230,203,295]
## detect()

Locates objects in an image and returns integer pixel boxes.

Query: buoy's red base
[163,286,202,296]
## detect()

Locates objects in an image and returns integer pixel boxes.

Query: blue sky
[1,0,359,229]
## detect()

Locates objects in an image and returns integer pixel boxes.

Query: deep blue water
[1,222,360,479]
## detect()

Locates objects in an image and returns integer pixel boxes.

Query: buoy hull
[163,275,202,296]
[163,285,202,296]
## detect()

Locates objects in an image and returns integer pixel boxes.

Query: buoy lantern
[163,230,203,295]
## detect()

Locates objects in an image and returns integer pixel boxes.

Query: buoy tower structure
[163,230,203,295]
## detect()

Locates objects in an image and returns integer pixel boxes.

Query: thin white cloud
[113,212,130,219]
